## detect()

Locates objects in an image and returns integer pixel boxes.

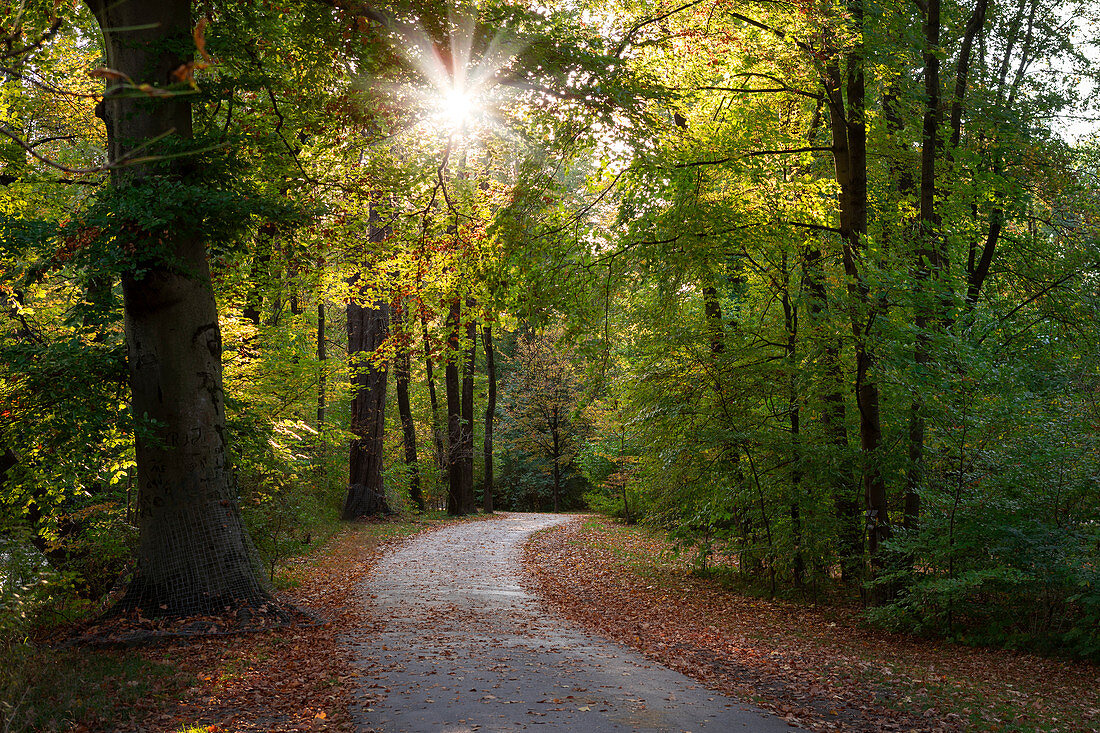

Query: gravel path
[345,512,800,732]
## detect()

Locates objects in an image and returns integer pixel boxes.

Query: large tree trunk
[344,290,392,518]
[482,324,496,513]
[445,299,465,514]
[460,298,477,514]
[343,204,393,519]
[86,0,272,617]
[395,299,424,512]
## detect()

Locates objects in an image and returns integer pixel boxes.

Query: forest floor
[13,515,456,733]
[524,515,1100,733]
[15,512,1098,732]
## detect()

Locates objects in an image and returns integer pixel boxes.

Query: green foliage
[3,0,1099,673]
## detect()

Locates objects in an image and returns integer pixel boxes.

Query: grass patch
[0,640,188,733]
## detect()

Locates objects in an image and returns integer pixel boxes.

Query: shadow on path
[345,512,800,732]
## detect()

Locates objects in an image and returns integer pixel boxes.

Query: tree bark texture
[343,204,393,519]
[317,301,326,427]
[344,290,392,518]
[86,0,273,616]
[905,0,944,532]
[551,415,561,513]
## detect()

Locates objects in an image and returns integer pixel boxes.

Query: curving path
[344,513,800,732]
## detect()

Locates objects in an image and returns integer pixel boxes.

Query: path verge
[524,516,1100,732]
[14,516,451,733]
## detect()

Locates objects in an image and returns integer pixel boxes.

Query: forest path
[344,512,799,732]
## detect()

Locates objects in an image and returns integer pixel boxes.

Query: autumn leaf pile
[523,517,1100,733]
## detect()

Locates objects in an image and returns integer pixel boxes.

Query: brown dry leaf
[524,517,1100,733]
[89,67,129,82]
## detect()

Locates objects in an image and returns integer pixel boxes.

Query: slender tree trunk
[803,244,859,580]
[242,224,274,329]
[905,0,944,532]
[781,256,805,587]
[551,425,561,513]
[703,285,725,355]
[422,312,447,473]
[445,299,464,515]
[87,0,272,616]
[317,301,326,427]
[461,298,477,513]
[483,324,496,513]
[343,203,392,519]
[703,278,756,568]
[949,0,990,153]
[825,24,890,574]
[395,299,424,512]
[968,0,1033,310]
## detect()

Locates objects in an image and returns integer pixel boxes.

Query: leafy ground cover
[524,516,1100,733]
[4,515,460,733]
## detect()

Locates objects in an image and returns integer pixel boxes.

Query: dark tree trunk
[780,256,805,588]
[241,224,274,329]
[551,421,561,513]
[483,324,496,513]
[906,0,944,532]
[317,301,326,427]
[702,285,725,354]
[0,446,15,485]
[445,299,465,514]
[422,312,447,474]
[395,300,424,512]
[87,0,272,616]
[949,0,990,152]
[344,292,391,518]
[967,0,1036,311]
[803,244,859,580]
[825,23,890,573]
[461,298,477,514]
[343,205,392,519]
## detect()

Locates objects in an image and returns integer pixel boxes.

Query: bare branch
[613,0,709,58]
[674,147,831,168]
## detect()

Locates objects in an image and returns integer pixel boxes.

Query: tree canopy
[2,0,1099,661]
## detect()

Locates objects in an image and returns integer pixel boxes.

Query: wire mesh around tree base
[59,498,325,647]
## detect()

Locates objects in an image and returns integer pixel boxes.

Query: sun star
[439,88,476,132]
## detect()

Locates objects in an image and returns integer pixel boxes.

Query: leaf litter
[81,517,443,732]
[523,516,1100,733]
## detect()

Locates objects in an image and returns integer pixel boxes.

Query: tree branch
[674,147,831,168]
[613,0,709,57]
